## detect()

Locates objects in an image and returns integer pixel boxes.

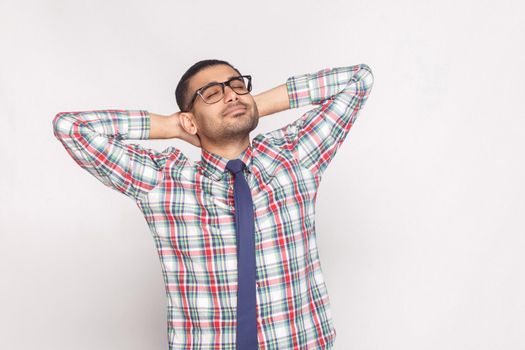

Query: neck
[201,136,251,160]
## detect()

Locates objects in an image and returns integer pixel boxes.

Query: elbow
[52,112,74,139]
[359,63,372,73]
[359,64,374,91]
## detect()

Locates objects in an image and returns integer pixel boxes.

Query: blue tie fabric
[225,158,258,349]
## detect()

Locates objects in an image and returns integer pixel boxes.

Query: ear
[178,111,198,135]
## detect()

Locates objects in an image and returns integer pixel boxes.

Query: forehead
[189,64,239,92]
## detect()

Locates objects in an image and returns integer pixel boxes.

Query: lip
[224,105,247,116]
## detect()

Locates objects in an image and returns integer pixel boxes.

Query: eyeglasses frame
[185,75,252,111]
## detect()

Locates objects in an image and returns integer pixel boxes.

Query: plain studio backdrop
[1,0,524,349]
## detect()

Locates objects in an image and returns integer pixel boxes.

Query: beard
[209,108,259,141]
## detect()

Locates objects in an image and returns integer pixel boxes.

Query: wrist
[167,113,182,139]
[253,93,267,117]
[253,83,290,118]
[148,112,179,139]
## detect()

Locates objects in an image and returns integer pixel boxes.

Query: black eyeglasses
[185,75,252,111]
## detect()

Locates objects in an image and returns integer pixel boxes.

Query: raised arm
[262,63,375,181]
[52,109,189,201]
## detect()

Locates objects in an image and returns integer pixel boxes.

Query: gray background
[1,0,524,349]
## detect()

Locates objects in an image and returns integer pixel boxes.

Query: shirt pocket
[203,195,237,240]
[210,196,233,211]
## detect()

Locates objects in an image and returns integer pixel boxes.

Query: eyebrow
[202,75,241,88]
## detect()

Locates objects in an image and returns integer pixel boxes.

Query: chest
[141,156,319,244]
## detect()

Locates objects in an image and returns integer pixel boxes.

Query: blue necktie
[225,159,258,349]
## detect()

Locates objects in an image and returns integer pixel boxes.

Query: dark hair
[175,59,242,112]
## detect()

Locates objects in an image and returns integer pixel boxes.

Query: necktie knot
[225,159,245,175]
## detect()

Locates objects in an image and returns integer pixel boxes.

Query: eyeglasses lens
[201,76,250,104]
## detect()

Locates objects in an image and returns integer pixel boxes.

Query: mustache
[223,102,248,116]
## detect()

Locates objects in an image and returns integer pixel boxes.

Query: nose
[223,85,239,103]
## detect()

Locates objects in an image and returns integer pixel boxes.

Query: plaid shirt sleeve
[52,109,167,202]
[283,63,374,180]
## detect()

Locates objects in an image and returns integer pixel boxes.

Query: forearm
[53,109,179,140]
[253,83,290,118]
[53,109,150,140]
[287,64,374,109]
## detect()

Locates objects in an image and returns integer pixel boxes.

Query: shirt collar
[198,142,254,181]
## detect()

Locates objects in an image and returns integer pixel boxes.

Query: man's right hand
[170,112,201,148]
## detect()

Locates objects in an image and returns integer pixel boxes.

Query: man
[52,58,374,349]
